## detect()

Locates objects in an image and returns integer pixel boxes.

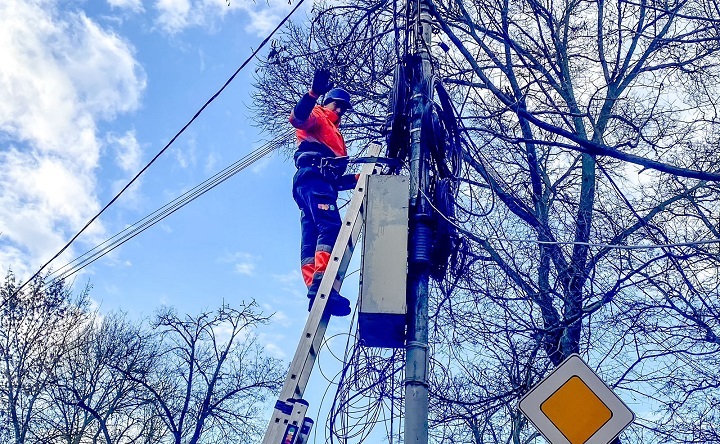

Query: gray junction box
[359,175,408,348]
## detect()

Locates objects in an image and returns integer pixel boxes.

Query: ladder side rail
[293,199,368,397]
[261,143,382,444]
[278,143,382,400]
[262,399,309,444]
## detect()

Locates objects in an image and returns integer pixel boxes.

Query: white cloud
[0,244,26,277]
[270,270,307,300]
[110,178,144,210]
[243,8,280,36]
[108,0,144,13]
[234,0,305,37]
[272,269,298,285]
[108,130,143,172]
[198,48,206,72]
[155,0,192,34]
[107,130,144,208]
[212,320,235,344]
[153,0,301,36]
[251,156,272,174]
[219,251,260,276]
[258,331,288,359]
[204,151,219,174]
[235,262,256,275]
[270,310,292,327]
[174,138,197,169]
[263,342,286,359]
[241,6,287,36]
[0,1,146,276]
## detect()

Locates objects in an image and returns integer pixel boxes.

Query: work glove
[311,68,333,96]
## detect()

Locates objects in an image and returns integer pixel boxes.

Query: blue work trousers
[293,170,342,276]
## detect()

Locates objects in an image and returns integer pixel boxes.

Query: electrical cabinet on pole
[405,0,434,442]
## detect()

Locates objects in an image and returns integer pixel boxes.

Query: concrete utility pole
[405,0,433,442]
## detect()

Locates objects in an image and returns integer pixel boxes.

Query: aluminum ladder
[261,143,383,444]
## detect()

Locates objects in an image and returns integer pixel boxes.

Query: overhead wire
[46,132,293,284]
[304,2,720,440]
[321,1,432,438]
[429,84,720,251]
[313,2,518,440]
[420,88,720,382]
[419,188,720,251]
[303,290,405,443]
[15,0,307,295]
[328,344,404,442]
[421,135,720,386]
[393,0,401,61]
[595,163,720,379]
[317,2,466,437]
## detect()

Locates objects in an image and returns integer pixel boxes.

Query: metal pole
[405,0,433,442]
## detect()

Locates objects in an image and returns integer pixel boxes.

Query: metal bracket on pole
[261,143,383,444]
[404,341,429,387]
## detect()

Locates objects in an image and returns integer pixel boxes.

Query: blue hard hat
[323,88,352,109]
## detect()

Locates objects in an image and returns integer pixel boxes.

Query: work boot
[307,275,351,317]
[307,291,351,317]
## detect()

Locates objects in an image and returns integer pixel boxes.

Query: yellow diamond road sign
[519,354,634,444]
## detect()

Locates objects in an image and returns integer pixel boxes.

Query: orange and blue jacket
[289,96,355,189]
[290,104,347,158]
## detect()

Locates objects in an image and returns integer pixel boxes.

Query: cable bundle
[416,77,464,282]
[46,132,294,284]
[326,337,405,443]
[384,60,411,170]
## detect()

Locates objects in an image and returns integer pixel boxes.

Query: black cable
[403,0,412,59]
[412,74,466,282]
[316,298,405,443]
[440,87,500,223]
[329,345,404,442]
[393,0,400,62]
[597,163,709,296]
[385,62,410,165]
[46,133,292,283]
[15,0,306,295]
[434,80,462,178]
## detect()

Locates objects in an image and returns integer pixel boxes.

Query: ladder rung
[262,143,383,444]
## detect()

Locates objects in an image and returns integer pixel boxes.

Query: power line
[429,91,720,252]
[16,0,306,294]
[595,162,720,379]
[47,131,293,283]
[420,188,720,251]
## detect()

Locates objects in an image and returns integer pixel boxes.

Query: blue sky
[1,1,375,439]
[0,0,363,389]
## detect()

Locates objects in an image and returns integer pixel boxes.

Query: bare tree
[1,269,286,444]
[252,0,720,442]
[0,271,90,444]
[45,311,164,444]
[115,302,285,444]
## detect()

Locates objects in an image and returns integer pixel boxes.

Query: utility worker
[290,68,356,317]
